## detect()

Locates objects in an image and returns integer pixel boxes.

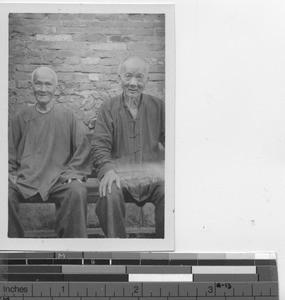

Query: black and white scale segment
[0,252,279,300]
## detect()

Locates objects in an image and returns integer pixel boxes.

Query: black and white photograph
[2,0,285,295]
[1,4,175,251]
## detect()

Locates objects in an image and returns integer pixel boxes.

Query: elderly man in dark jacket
[92,56,165,238]
[9,66,92,238]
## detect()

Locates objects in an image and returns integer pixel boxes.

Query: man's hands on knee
[100,169,121,197]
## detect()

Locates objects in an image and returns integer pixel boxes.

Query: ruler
[0,252,279,300]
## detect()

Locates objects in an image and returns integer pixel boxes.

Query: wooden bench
[19,178,155,238]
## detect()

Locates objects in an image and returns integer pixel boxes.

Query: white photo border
[0,3,175,251]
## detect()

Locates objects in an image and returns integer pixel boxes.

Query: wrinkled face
[32,69,57,105]
[119,58,149,99]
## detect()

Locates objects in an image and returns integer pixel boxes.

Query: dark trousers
[95,183,164,238]
[8,181,88,238]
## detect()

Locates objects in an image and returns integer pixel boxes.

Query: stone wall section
[9,13,165,130]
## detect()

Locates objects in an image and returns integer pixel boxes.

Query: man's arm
[91,102,120,197]
[59,113,93,183]
[8,113,23,183]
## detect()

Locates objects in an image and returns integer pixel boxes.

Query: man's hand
[66,178,83,184]
[9,174,17,185]
[100,169,121,197]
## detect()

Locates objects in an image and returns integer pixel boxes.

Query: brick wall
[9,13,165,130]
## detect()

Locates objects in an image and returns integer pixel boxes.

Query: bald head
[31,66,58,107]
[118,56,149,100]
[32,66,58,86]
[118,56,149,76]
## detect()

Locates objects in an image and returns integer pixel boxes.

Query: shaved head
[118,56,149,75]
[31,66,58,107]
[32,66,58,86]
[118,56,149,100]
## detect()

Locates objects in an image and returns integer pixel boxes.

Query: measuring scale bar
[0,252,279,300]
[0,281,279,299]
[0,266,264,282]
